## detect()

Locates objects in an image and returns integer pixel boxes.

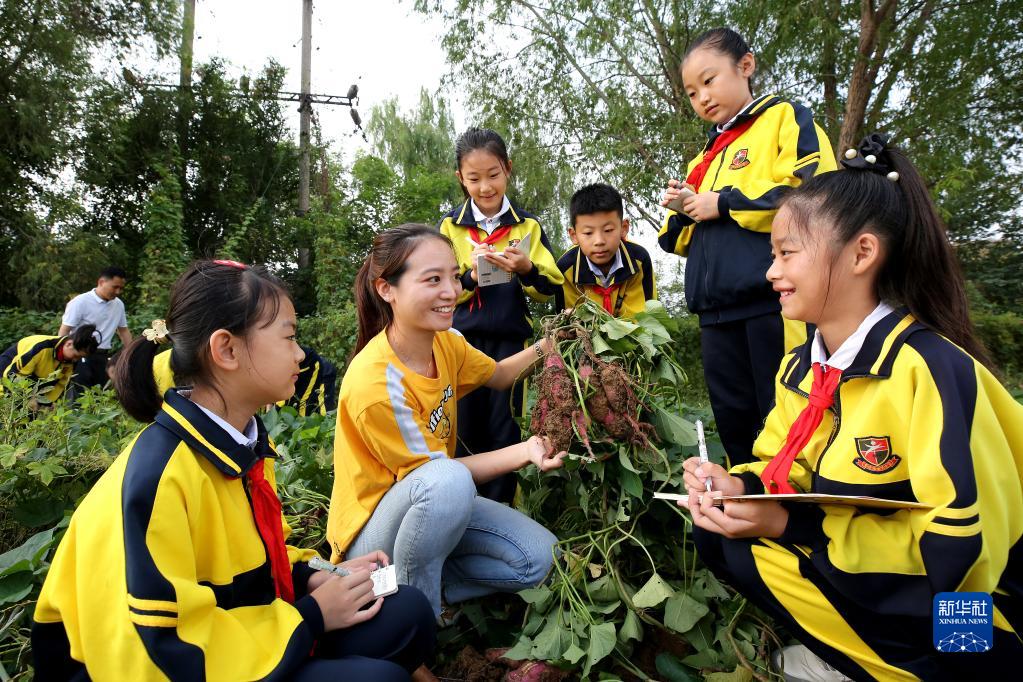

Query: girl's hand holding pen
[681,457,744,496]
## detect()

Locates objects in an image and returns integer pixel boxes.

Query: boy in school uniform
[555,183,657,318]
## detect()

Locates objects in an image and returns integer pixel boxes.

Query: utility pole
[298,0,312,217]
[178,0,196,195]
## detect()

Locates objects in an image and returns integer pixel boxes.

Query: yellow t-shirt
[327,329,497,560]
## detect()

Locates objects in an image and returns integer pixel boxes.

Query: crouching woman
[327,224,566,621]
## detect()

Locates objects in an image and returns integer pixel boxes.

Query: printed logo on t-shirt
[729,148,751,170]
[428,384,454,439]
[852,435,902,473]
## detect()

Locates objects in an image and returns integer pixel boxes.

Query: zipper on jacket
[779,376,842,487]
[701,145,731,312]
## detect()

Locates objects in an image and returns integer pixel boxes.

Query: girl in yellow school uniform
[34,260,435,681]
[681,136,1022,680]
[438,128,564,502]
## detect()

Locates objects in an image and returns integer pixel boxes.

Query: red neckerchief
[760,363,843,494]
[685,117,757,191]
[590,283,621,315]
[467,225,514,311]
[246,460,295,603]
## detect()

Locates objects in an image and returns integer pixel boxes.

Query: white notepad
[653,491,932,510]
[473,232,531,287]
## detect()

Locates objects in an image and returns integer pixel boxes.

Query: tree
[415,0,1023,266]
[138,164,188,311]
[0,0,178,307]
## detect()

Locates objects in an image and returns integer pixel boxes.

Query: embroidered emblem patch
[729,148,751,170]
[853,436,902,473]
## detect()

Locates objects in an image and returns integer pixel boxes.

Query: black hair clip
[841,133,899,182]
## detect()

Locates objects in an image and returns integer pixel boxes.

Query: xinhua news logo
[933,592,993,653]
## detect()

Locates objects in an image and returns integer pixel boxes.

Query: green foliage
[0,0,179,308]
[509,301,767,678]
[138,165,189,310]
[0,310,63,351]
[298,305,360,373]
[0,385,135,552]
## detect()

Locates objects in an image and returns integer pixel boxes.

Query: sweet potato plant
[511,301,778,680]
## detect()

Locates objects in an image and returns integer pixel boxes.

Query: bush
[974,311,1023,388]
[298,304,359,372]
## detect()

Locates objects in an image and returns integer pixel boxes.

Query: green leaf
[653,408,698,446]
[617,445,640,473]
[504,636,533,661]
[600,317,639,340]
[518,586,551,604]
[664,593,710,634]
[0,525,56,577]
[0,572,34,604]
[632,572,675,608]
[619,608,643,643]
[590,331,612,355]
[705,666,754,682]
[584,622,617,673]
[563,642,586,664]
[620,467,644,499]
[587,575,619,602]
[681,649,721,669]
[655,652,700,682]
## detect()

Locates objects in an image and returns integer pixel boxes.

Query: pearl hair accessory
[887,171,900,182]
[865,154,877,164]
[844,148,857,159]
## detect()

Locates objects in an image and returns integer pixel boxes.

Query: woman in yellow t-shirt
[327,223,566,619]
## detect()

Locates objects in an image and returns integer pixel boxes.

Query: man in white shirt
[59,267,132,391]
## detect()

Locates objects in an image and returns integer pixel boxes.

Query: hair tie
[142,319,170,344]
[213,259,248,269]
[91,330,102,343]
[840,133,898,181]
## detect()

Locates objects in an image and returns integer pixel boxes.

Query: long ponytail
[782,135,992,368]
[353,224,454,355]
[114,337,162,422]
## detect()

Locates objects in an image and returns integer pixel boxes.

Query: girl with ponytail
[330,224,565,622]
[675,135,1022,680]
[33,260,435,681]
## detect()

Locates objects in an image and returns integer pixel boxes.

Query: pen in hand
[696,419,712,493]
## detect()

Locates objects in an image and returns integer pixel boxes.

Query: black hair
[683,27,754,96]
[454,128,511,199]
[781,142,992,368]
[570,183,625,226]
[354,224,454,355]
[70,324,99,355]
[113,260,290,422]
[99,266,127,280]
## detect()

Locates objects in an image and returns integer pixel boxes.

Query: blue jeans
[347,458,558,616]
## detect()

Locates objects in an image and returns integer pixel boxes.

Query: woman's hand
[679,491,789,540]
[681,191,720,222]
[310,570,383,631]
[525,435,566,472]
[681,457,745,497]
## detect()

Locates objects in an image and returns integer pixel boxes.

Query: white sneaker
[771,645,853,682]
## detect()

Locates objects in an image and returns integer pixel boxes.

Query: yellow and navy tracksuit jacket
[153,347,175,397]
[0,335,75,403]
[553,240,656,319]
[32,390,321,681]
[722,310,1023,679]
[327,329,496,560]
[438,199,564,340]
[281,346,338,416]
[658,94,837,324]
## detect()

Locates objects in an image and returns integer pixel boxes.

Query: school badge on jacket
[852,435,901,473]
[729,148,750,169]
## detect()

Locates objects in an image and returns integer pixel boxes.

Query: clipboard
[653,491,932,511]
